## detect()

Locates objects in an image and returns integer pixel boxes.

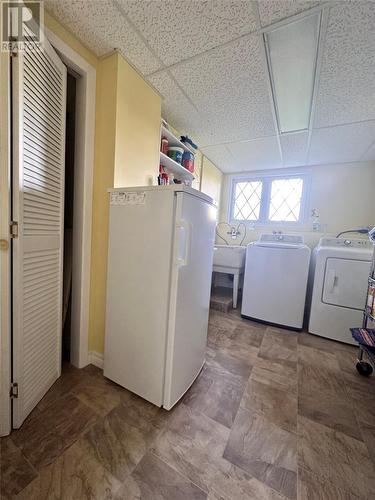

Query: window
[230,174,307,224]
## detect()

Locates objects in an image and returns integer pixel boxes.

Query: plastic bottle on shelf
[161,137,168,154]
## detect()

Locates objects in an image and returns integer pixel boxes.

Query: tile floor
[1,308,375,499]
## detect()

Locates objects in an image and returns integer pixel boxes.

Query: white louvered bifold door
[12,37,66,428]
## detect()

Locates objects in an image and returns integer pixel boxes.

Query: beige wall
[114,56,161,187]
[201,156,223,208]
[88,54,118,354]
[219,161,375,248]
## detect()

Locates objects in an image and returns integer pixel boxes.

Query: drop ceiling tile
[200,145,236,173]
[44,0,161,74]
[226,136,282,171]
[361,141,375,162]
[257,0,320,27]
[170,34,276,145]
[117,0,258,68]
[314,1,375,128]
[280,131,309,166]
[308,121,375,165]
[148,72,215,147]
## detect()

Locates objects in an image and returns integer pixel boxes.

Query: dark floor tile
[298,466,362,500]
[183,364,246,428]
[12,393,96,470]
[152,403,288,500]
[151,403,229,493]
[298,332,356,355]
[298,415,375,499]
[36,363,88,412]
[82,396,164,482]
[223,407,297,500]
[208,322,264,351]
[258,328,297,366]
[298,344,340,371]
[359,422,375,469]
[241,379,297,433]
[251,357,297,394]
[82,363,103,377]
[298,363,361,440]
[209,310,239,332]
[207,349,253,381]
[0,438,37,499]
[14,439,121,500]
[71,370,127,417]
[115,452,207,499]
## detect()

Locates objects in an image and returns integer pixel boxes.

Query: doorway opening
[62,72,77,363]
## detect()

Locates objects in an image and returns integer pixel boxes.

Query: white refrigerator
[104,185,216,409]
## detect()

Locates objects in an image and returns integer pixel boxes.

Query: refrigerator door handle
[176,219,191,267]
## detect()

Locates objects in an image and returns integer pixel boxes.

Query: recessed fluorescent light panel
[265,13,321,134]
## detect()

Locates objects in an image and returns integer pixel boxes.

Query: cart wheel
[356,361,373,377]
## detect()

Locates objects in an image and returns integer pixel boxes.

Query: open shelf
[161,125,196,155]
[159,152,194,181]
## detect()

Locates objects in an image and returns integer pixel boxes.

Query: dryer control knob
[344,239,352,246]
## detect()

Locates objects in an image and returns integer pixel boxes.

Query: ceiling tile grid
[313,1,375,128]
[200,144,236,172]
[257,0,321,27]
[226,136,282,171]
[170,34,276,145]
[44,0,161,74]
[117,0,258,68]
[44,0,375,173]
[308,121,375,166]
[280,131,309,167]
[148,72,216,146]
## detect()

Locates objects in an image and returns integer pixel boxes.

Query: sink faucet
[227,226,241,239]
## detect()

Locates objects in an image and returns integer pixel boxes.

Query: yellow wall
[114,56,161,187]
[89,54,118,354]
[201,156,223,208]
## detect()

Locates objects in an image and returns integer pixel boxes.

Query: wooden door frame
[45,28,96,370]
[0,51,11,437]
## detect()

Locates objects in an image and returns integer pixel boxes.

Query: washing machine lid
[254,234,306,249]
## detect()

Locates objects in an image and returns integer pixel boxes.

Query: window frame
[228,171,310,226]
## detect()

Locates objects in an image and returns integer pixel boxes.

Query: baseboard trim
[88,351,104,369]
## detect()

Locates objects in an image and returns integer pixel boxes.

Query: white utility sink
[212,245,246,309]
[213,245,246,269]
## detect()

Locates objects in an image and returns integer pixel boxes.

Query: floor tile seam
[1,440,39,498]
[297,413,369,449]
[221,449,296,500]
[148,450,209,496]
[238,400,298,437]
[205,359,253,385]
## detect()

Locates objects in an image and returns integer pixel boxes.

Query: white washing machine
[241,234,311,330]
[308,237,373,345]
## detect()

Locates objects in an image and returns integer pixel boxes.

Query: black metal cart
[351,229,375,376]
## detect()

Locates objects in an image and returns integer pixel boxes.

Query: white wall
[218,161,375,249]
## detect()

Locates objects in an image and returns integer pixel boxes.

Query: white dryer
[241,234,311,330]
[308,237,373,345]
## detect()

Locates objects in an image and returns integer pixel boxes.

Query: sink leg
[233,273,239,309]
